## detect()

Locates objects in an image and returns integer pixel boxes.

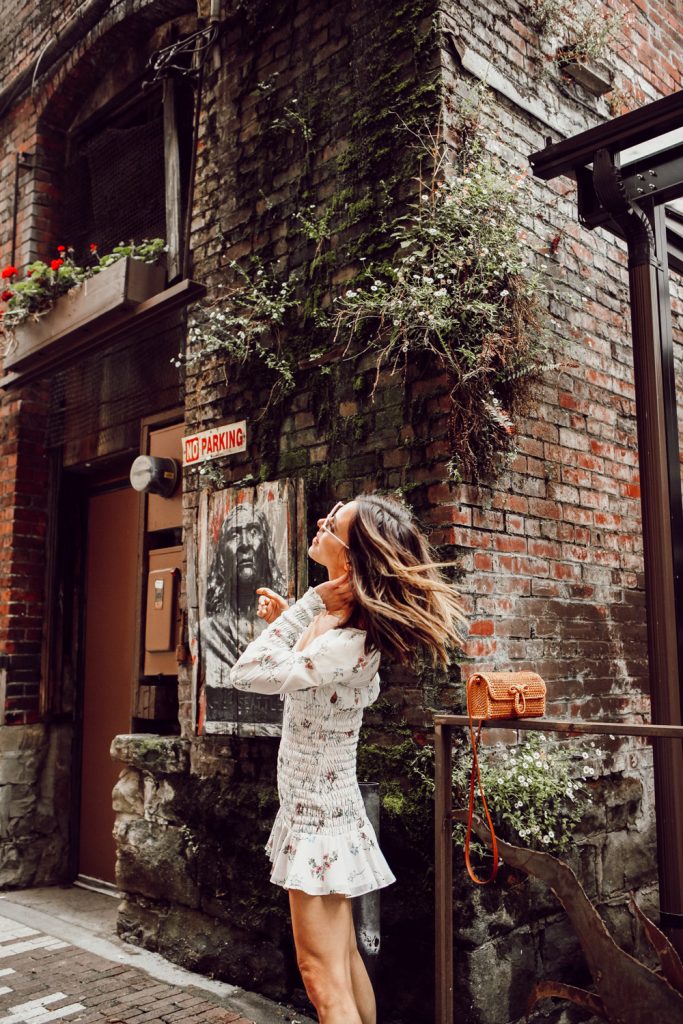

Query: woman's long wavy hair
[347,494,467,667]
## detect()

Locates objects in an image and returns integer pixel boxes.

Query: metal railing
[433,714,683,1024]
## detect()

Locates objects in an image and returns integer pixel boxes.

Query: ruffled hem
[265,811,396,898]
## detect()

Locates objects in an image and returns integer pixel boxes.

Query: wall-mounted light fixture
[130,455,179,497]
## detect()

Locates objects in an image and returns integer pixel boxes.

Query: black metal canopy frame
[529,89,683,956]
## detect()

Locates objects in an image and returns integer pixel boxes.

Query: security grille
[62,89,166,263]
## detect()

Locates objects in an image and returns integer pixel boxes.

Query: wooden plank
[163,80,182,281]
[6,259,166,372]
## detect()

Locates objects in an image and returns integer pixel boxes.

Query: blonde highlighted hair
[347,494,467,667]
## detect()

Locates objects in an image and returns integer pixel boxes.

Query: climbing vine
[178,257,298,407]
[187,1,550,488]
[329,121,548,481]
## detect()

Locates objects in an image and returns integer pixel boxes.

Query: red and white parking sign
[182,420,247,466]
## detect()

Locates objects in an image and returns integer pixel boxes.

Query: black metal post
[593,149,683,955]
[652,204,683,699]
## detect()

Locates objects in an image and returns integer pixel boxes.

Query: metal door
[79,483,139,884]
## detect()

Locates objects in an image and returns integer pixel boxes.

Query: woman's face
[309,500,357,573]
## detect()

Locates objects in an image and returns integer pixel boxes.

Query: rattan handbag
[465,671,547,885]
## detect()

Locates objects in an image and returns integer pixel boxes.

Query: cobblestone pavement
[0,898,314,1024]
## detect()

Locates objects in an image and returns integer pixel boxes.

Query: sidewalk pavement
[0,886,315,1024]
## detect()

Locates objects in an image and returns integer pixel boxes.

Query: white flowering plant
[331,133,547,482]
[450,733,593,853]
[411,732,594,856]
[178,258,297,406]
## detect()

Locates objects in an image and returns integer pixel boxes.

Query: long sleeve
[229,589,380,696]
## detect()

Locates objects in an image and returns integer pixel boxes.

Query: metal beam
[621,143,683,207]
[529,90,683,181]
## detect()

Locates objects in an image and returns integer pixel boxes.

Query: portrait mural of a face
[197,479,301,735]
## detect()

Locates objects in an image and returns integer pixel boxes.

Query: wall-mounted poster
[196,479,305,736]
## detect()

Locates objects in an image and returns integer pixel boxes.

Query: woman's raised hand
[256,587,288,624]
[314,573,354,626]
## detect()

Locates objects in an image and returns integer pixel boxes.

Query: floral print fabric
[230,589,396,897]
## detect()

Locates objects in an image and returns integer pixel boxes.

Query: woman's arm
[230,616,379,695]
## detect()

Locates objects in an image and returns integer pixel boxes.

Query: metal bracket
[592,147,657,269]
[145,24,220,85]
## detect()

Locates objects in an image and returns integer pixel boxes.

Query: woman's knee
[297,953,342,1008]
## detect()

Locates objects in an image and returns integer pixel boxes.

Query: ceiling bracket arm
[592,147,656,269]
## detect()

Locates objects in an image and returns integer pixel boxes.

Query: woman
[230,493,465,1024]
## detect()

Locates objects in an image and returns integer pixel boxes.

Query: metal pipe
[11,152,22,267]
[433,715,683,739]
[356,783,381,984]
[434,723,453,1024]
[591,147,683,956]
[0,0,111,123]
[652,204,683,699]
[626,255,683,955]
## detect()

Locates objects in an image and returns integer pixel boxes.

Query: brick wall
[0,387,50,725]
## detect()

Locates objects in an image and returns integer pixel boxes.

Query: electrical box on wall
[148,423,183,531]
[143,545,183,676]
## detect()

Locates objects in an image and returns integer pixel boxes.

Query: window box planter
[4,257,166,374]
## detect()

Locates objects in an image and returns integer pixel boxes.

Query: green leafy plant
[330,124,548,481]
[411,733,591,855]
[179,258,298,407]
[0,238,166,332]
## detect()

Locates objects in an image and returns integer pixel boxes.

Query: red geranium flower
[57,245,66,252]
[1,266,18,279]
[89,243,98,252]
[1,290,13,302]
[50,258,64,271]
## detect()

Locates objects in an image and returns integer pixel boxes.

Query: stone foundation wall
[111,733,659,1024]
[0,723,71,887]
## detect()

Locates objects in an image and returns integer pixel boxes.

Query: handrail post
[435,722,453,1024]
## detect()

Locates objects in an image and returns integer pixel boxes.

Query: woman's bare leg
[289,889,362,1024]
[348,916,376,1024]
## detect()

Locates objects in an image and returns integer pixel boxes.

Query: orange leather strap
[464,693,499,885]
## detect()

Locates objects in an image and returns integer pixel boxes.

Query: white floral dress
[230,588,396,897]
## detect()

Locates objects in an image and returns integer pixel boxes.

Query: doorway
[78,481,140,885]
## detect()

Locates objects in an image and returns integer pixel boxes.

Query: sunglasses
[319,501,349,548]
